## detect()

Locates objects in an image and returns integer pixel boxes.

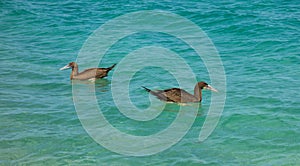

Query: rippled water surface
[1,1,299,165]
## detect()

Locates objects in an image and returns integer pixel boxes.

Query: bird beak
[59,65,71,71]
[205,85,218,92]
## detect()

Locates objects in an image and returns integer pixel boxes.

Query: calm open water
[1,1,299,165]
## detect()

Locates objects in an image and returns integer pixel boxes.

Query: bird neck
[194,84,202,102]
[70,65,79,79]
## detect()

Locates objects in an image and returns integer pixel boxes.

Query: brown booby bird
[60,62,116,80]
[142,81,218,103]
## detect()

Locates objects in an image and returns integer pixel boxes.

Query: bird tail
[142,86,152,92]
[107,63,116,71]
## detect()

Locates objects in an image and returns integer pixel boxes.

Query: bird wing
[144,87,197,103]
[95,65,115,78]
[74,68,108,79]
[73,68,97,80]
[162,88,197,103]
[95,68,109,78]
[150,90,175,102]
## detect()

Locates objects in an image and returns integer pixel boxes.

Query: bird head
[59,62,76,70]
[198,81,218,92]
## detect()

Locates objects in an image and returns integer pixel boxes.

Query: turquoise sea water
[1,1,300,165]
